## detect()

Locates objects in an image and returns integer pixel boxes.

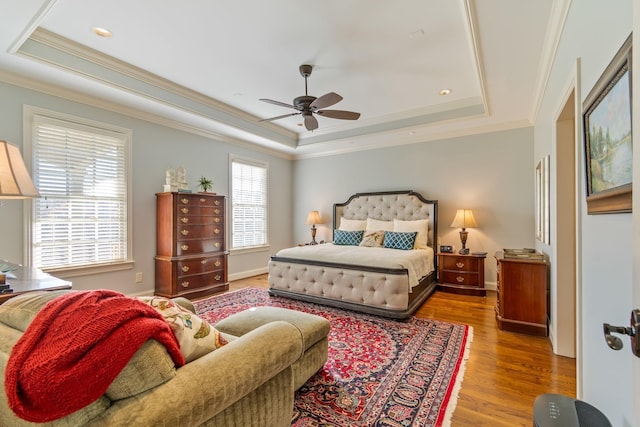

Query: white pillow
[366,218,394,232]
[339,217,367,231]
[394,219,429,249]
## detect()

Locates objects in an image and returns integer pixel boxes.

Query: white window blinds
[30,114,130,270]
[231,157,268,249]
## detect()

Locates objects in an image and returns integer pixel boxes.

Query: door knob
[603,309,640,357]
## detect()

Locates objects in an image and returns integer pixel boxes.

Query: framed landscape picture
[583,34,632,214]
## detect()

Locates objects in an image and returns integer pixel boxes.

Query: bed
[268,190,438,319]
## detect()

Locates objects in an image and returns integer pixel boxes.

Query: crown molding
[0,69,295,160]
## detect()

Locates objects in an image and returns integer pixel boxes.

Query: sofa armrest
[92,320,303,426]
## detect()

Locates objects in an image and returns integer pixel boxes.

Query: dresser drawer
[177,195,223,207]
[442,256,479,271]
[177,205,224,217]
[441,271,480,286]
[176,214,223,225]
[177,256,225,276]
[177,224,224,239]
[177,271,226,291]
[177,238,224,255]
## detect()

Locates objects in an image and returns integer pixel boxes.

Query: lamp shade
[0,141,40,199]
[450,209,477,228]
[306,210,321,225]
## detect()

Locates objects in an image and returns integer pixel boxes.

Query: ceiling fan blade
[259,98,295,109]
[316,110,361,120]
[304,114,318,131]
[259,112,300,122]
[309,92,342,110]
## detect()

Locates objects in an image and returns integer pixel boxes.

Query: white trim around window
[229,154,269,251]
[23,105,134,276]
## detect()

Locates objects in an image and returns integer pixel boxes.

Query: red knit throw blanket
[4,290,185,422]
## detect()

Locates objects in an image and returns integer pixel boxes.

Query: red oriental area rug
[195,288,472,427]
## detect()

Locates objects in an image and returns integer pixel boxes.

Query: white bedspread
[274,244,435,288]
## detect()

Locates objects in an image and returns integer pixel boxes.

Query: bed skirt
[268,256,437,319]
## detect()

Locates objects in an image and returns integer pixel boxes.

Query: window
[25,107,132,273]
[230,156,268,250]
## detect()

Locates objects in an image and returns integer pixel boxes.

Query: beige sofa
[0,291,330,426]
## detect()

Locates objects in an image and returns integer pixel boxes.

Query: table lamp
[450,209,477,254]
[306,210,321,245]
[0,140,40,199]
[0,140,40,293]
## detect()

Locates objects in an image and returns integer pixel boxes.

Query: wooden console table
[0,261,72,305]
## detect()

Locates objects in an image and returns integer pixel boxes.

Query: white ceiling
[0,0,564,158]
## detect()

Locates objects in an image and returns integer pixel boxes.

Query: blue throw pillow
[383,231,417,250]
[334,230,364,246]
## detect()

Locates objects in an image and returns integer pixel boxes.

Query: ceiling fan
[259,64,361,131]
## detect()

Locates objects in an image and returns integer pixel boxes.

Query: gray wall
[533,0,635,423]
[292,127,535,285]
[0,81,294,294]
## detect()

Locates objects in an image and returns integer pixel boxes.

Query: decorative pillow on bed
[334,229,364,246]
[366,218,394,232]
[393,219,429,249]
[383,231,417,250]
[359,230,385,247]
[338,217,367,231]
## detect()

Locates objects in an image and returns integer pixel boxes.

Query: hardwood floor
[226,275,576,426]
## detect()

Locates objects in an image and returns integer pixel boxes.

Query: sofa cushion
[105,339,177,401]
[138,296,228,363]
[0,290,73,332]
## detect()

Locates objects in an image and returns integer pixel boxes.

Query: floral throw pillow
[359,230,385,247]
[137,296,227,363]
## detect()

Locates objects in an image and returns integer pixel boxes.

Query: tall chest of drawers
[155,192,228,299]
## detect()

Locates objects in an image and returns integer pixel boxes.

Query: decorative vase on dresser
[155,192,228,299]
[494,251,548,336]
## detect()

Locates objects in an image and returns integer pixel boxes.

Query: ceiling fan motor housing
[294,95,317,110]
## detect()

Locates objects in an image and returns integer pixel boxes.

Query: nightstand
[437,252,486,296]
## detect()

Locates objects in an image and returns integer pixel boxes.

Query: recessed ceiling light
[92,27,112,38]
[439,89,451,96]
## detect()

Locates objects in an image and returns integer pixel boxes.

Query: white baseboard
[485,281,497,291]
[228,267,268,282]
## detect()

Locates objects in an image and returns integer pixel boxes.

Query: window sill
[229,245,271,256]
[43,260,135,279]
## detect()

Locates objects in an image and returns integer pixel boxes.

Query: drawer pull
[214,228,221,234]
[181,244,189,251]
[214,242,221,248]
[182,266,190,272]
[181,281,189,288]
[180,217,189,223]
[181,198,189,205]
[456,262,465,268]
[181,229,189,236]
[215,275,221,281]
[180,207,189,214]
[200,198,206,203]
[456,276,465,283]
[215,260,221,267]
[201,259,207,265]
[214,217,221,223]
[214,200,221,206]
[214,209,220,214]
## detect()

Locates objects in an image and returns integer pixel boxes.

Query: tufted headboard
[333,190,438,248]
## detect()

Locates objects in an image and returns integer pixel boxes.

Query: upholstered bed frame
[268,190,438,319]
